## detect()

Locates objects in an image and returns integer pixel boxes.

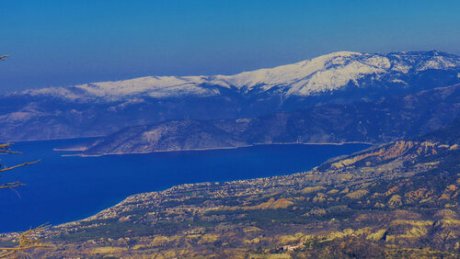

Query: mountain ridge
[12,50,460,101]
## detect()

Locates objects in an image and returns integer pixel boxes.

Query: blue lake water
[0,138,369,233]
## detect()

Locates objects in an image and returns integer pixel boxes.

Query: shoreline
[60,141,374,157]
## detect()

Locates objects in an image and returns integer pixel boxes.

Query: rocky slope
[83,83,460,155]
[1,51,460,142]
[84,120,249,155]
[2,121,460,258]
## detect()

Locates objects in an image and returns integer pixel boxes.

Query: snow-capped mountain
[2,50,460,142]
[17,50,460,101]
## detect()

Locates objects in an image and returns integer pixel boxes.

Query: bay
[0,138,369,233]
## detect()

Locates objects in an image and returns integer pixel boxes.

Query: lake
[0,138,369,233]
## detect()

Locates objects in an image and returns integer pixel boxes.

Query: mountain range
[15,50,460,100]
[2,50,460,152]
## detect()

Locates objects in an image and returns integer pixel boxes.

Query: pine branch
[0,181,24,189]
[0,160,40,173]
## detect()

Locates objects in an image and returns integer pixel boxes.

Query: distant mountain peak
[309,50,363,61]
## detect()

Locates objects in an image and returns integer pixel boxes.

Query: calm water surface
[0,138,369,232]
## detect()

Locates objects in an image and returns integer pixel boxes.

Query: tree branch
[0,181,24,189]
[0,160,40,173]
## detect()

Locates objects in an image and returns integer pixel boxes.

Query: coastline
[61,141,374,157]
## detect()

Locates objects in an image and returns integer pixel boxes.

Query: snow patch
[417,56,458,71]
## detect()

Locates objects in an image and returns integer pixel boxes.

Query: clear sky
[1,0,460,92]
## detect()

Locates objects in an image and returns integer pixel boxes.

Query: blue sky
[1,0,460,92]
